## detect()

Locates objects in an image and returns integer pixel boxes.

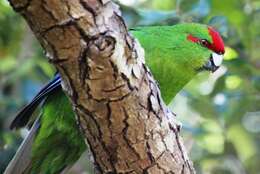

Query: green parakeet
[4,23,225,174]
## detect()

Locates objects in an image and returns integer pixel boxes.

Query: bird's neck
[146,53,197,104]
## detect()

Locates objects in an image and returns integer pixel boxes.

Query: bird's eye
[199,39,209,47]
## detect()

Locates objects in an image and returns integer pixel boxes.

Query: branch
[8,0,195,173]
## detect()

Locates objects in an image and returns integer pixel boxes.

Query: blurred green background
[0,0,260,173]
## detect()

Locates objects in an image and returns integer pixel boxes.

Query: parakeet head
[181,23,225,72]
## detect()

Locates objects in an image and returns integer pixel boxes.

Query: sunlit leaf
[227,124,256,161]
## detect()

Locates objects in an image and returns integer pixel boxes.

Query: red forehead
[208,27,225,54]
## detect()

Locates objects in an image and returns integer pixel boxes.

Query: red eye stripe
[187,34,210,48]
[187,27,225,54]
[187,34,200,43]
[208,27,225,54]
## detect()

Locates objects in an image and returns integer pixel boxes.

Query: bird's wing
[6,87,86,174]
[4,117,40,174]
[10,74,62,129]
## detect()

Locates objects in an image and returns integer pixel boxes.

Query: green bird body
[30,90,85,173]
[5,23,225,174]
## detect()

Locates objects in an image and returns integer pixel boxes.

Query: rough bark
[8,0,195,173]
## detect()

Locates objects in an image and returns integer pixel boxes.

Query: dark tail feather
[10,74,62,129]
[4,118,40,174]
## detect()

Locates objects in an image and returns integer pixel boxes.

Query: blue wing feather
[10,74,62,129]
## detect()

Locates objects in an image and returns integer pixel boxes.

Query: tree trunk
[8,0,195,173]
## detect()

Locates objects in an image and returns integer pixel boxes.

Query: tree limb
[8,0,195,173]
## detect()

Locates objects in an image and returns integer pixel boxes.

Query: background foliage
[0,0,259,173]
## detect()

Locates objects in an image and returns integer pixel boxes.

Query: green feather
[30,90,85,173]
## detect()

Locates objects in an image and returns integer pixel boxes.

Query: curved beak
[202,53,224,72]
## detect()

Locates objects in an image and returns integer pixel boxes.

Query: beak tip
[211,66,219,73]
